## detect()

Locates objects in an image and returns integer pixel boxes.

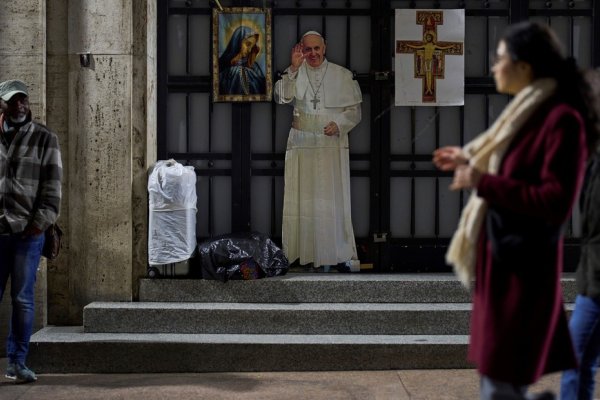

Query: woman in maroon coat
[434,22,599,399]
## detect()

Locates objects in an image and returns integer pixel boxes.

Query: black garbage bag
[198,232,289,281]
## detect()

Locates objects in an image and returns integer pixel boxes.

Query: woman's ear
[518,62,534,82]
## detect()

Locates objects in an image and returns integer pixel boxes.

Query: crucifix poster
[394,9,465,106]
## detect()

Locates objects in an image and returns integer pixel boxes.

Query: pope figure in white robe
[274,31,362,271]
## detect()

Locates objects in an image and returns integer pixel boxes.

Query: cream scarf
[447,78,557,289]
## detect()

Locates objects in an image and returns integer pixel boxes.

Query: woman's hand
[290,43,304,72]
[432,146,468,171]
[450,165,482,191]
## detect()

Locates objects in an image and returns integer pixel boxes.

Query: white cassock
[274,59,362,268]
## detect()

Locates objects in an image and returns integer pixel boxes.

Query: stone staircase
[27,274,577,373]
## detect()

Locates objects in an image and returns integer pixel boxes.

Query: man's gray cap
[0,79,29,102]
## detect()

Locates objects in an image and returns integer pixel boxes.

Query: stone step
[83,302,473,335]
[28,326,471,373]
[30,274,579,373]
[138,273,578,303]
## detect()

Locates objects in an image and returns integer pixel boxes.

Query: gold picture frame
[212,7,272,102]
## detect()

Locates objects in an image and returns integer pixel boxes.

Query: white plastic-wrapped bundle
[148,160,197,265]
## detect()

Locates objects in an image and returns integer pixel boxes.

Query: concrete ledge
[139,274,577,303]
[29,326,471,373]
[139,274,471,303]
[83,302,473,335]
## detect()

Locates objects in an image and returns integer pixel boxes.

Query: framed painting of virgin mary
[212,7,272,102]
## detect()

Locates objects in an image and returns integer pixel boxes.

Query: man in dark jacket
[0,80,62,383]
[560,148,600,400]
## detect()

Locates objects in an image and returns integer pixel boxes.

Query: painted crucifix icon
[396,11,463,103]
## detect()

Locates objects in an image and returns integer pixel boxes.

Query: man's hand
[323,122,339,136]
[432,146,468,171]
[22,225,43,238]
[290,43,304,72]
[449,165,482,191]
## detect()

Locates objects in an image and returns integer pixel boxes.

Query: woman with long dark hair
[433,21,599,399]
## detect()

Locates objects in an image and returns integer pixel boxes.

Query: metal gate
[157,0,600,272]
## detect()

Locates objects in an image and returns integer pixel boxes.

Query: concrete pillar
[65,0,156,318]
[67,0,135,311]
[41,0,155,324]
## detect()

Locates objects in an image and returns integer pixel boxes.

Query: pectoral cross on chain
[310,96,320,110]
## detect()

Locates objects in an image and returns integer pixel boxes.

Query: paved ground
[2,362,597,400]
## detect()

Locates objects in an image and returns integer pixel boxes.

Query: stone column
[49,0,155,323]
[67,0,155,316]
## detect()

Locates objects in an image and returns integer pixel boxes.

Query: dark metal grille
[158,0,599,271]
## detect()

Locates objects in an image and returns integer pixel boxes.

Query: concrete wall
[0,0,156,328]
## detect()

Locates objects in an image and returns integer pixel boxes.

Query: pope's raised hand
[290,43,304,72]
